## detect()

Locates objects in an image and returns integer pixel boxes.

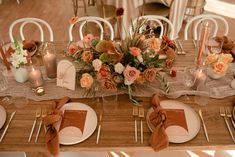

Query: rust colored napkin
[149,95,188,151]
[59,110,87,133]
[149,94,168,151]
[44,96,70,157]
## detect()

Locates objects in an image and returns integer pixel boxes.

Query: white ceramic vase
[207,66,224,80]
[13,67,29,83]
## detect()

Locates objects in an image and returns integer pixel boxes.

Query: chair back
[69,16,114,41]
[9,17,54,42]
[130,15,174,39]
[184,14,229,40]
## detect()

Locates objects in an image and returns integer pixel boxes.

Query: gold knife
[198,109,209,142]
[0,111,16,142]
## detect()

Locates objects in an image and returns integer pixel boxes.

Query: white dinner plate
[55,102,97,145]
[0,105,7,129]
[146,100,200,143]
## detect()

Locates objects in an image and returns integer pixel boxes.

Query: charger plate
[146,100,200,143]
[0,105,6,129]
[55,102,97,145]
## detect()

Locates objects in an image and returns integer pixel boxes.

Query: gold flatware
[132,106,138,142]
[226,107,235,129]
[139,107,144,144]
[28,108,41,142]
[96,111,103,144]
[35,108,47,142]
[198,109,209,142]
[0,111,16,142]
[220,107,235,142]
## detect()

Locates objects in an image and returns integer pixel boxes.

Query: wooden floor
[1,0,235,42]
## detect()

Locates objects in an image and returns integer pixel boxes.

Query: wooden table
[0,40,235,155]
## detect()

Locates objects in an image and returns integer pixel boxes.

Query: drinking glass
[194,83,210,106]
[10,88,30,108]
[0,70,8,92]
[182,67,197,100]
[206,37,223,54]
[102,93,118,112]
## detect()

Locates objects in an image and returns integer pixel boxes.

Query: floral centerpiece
[66,29,176,102]
[205,53,233,79]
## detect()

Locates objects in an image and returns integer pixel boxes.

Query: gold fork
[132,106,138,142]
[226,107,235,129]
[28,108,41,142]
[139,107,145,144]
[35,108,47,142]
[220,107,235,142]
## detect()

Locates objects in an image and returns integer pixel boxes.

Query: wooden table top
[0,40,235,152]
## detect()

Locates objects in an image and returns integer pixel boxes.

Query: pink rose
[68,42,78,55]
[80,73,94,89]
[129,47,141,56]
[123,65,140,83]
[82,50,93,62]
[83,34,95,46]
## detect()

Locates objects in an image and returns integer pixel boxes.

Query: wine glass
[182,67,196,100]
[206,37,223,54]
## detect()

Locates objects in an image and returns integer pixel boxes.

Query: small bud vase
[13,67,29,83]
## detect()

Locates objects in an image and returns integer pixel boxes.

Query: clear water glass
[194,83,210,106]
[102,93,118,112]
[183,67,196,88]
[206,37,223,54]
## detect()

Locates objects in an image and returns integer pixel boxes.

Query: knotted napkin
[44,96,70,157]
[149,94,169,151]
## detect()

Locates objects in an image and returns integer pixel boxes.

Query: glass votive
[28,65,44,89]
[42,43,57,79]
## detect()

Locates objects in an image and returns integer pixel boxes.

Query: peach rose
[80,73,94,89]
[68,42,78,55]
[101,79,117,92]
[218,53,233,64]
[148,37,161,53]
[129,47,141,56]
[206,53,218,65]
[83,34,95,46]
[213,61,228,75]
[143,68,158,82]
[82,50,93,62]
[139,35,145,41]
[123,65,140,84]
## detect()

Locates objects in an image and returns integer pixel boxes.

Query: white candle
[29,67,43,89]
[43,50,57,79]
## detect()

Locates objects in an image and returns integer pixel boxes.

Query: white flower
[124,78,134,85]
[92,59,102,71]
[137,55,143,63]
[10,50,28,68]
[114,63,125,74]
